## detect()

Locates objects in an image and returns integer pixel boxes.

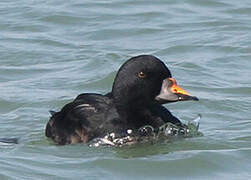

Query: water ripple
[1,0,251,179]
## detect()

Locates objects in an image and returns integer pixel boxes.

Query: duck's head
[111,55,198,108]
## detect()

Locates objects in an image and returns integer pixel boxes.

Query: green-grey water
[1,0,251,179]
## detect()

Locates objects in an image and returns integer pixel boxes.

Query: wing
[45,93,112,145]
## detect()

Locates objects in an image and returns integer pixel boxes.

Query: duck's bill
[155,78,199,104]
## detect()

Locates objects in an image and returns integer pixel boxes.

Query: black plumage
[45,55,198,145]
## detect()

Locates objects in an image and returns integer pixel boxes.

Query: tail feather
[49,110,57,116]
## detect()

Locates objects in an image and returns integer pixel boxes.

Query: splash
[89,115,202,147]
[159,114,202,137]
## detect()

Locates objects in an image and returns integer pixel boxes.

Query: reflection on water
[89,115,202,147]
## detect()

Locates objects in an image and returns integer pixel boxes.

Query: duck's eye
[138,72,147,78]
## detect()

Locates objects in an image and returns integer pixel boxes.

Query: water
[1,0,251,179]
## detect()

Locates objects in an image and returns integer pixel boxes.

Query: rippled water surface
[1,0,251,179]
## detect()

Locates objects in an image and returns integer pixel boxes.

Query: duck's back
[45,93,117,145]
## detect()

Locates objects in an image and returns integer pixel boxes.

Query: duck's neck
[110,88,160,128]
[114,99,160,129]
